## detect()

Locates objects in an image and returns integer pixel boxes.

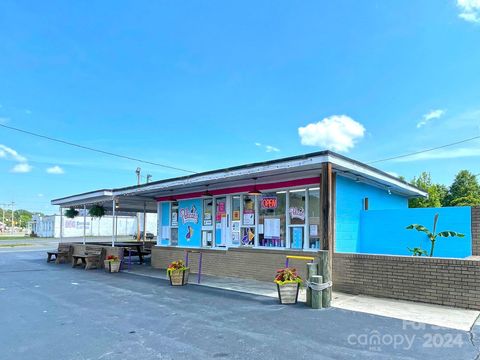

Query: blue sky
[0,1,479,214]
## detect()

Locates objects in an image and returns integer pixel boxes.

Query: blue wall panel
[358,207,472,258]
[177,199,202,247]
[335,175,408,253]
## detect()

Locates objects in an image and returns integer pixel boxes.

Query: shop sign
[289,207,305,221]
[179,205,199,224]
[261,196,278,209]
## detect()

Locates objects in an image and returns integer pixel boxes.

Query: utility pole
[11,202,15,235]
[136,167,141,241]
[0,204,5,233]
[146,174,152,183]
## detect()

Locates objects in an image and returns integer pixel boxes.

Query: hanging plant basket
[64,207,79,219]
[89,204,106,218]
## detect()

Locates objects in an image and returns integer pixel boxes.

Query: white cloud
[46,165,64,174]
[265,145,280,153]
[37,193,44,198]
[394,147,480,162]
[0,144,27,162]
[298,115,365,152]
[457,0,480,23]
[417,109,446,128]
[254,142,280,153]
[11,163,32,173]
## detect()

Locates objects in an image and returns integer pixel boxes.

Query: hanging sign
[261,196,278,209]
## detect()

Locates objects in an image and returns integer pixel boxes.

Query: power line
[368,135,480,164]
[0,123,197,174]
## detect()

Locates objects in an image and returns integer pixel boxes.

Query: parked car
[133,231,155,240]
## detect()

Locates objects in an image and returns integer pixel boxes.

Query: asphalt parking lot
[0,250,479,360]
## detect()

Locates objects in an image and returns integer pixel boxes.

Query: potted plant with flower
[104,255,122,273]
[167,260,189,286]
[274,267,303,304]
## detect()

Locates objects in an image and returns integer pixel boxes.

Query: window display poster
[232,210,240,221]
[264,218,280,239]
[216,200,226,222]
[232,221,240,232]
[243,210,254,225]
[178,199,202,247]
[232,232,240,245]
[292,227,303,249]
[309,224,318,236]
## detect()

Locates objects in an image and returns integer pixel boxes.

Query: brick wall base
[333,252,480,310]
[152,246,321,282]
[472,207,480,256]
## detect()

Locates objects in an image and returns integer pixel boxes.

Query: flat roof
[51,150,427,207]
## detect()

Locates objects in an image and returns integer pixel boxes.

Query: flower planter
[104,260,121,273]
[168,268,190,286]
[276,282,300,304]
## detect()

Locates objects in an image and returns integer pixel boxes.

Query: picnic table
[98,242,147,264]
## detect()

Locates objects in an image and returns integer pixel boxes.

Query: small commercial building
[30,213,157,238]
[51,151,426,280]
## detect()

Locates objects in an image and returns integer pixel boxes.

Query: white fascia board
[114,155,329,197]
[51,190,113,206]
[327,154,427,197]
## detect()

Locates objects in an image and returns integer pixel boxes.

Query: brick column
[472,207,480,256]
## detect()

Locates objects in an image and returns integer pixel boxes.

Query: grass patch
[0,243,32,248]
[0,236,34,240]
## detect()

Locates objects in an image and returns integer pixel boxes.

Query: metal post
[11,202,14,235]
[143,201,147,243]
[59,206,63,242]
[112,199,116,247]
[83,204,86,245]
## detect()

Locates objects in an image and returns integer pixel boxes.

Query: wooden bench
[72,245,104,270]
[47,243,71,264]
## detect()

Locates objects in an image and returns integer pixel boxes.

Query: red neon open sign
[261,196,278,209]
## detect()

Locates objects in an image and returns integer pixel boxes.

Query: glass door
[214,197,228,247]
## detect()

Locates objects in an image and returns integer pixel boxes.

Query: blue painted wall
[358,207,472,258]
[335,175,408,252]
[177,199,202,247]
[159,202,170,245]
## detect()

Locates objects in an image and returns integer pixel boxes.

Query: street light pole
[136,167,141,241]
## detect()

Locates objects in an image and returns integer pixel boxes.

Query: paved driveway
[0,251,479,360]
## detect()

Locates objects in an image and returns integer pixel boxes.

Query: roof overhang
[51,151,427,208]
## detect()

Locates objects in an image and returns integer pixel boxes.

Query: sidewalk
[125,264,479,331]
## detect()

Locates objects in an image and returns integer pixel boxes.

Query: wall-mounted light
[202,185,213,198]
[387,187,392,195]
[248,178,262,196]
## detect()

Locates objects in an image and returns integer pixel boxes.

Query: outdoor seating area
[46,242,154,270]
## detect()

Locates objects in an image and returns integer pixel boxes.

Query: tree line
[407,170,480,208]
[0,209,42,229]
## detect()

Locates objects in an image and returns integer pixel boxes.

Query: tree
[445,170,480,206]
[409,172,445,208]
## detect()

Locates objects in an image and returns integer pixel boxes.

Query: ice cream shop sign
[179,205,199,224]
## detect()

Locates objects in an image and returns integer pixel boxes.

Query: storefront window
[289,189,306,249]
[215,197,227,247]
[170,202,179,246]
[259,192,286,247]
[231,196,241,246]
[203,199,213,226]
[289,190,306,225]
[308,188,320,249]
[242,195,255,226]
